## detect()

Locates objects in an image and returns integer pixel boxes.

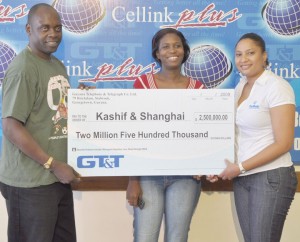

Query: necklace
[27,45,32,52]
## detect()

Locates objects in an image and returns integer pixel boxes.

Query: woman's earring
[264,62,270,70]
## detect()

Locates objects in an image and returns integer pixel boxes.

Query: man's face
[26,6,62,60]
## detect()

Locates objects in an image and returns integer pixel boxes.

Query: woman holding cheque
[126,28,207,242]
[219,33,298,242]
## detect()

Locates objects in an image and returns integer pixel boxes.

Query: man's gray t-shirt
[0,48,70,187]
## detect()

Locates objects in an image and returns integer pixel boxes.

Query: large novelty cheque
[68,89,234,176]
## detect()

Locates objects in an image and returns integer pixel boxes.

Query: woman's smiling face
[235,38,267,81]
[156,33,185,70]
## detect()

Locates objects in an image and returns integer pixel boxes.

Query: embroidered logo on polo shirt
[249,101,259,109]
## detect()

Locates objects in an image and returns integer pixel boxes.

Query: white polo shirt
[235,70,295,176]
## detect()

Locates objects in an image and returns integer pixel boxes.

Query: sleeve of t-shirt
[267,79,295,108]
[2,72,36,123]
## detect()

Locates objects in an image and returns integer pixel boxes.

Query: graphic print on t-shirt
[47,75,70,138]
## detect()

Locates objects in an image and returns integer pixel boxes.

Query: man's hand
[78,83,96,90]
[51,160,81,184]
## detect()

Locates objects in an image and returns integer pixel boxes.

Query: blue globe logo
[53,0,106,34]
[184,45,232,89]
[262,0,300,36]
[0,41,16,87]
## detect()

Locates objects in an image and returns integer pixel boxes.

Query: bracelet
[238,162,246,174]
[43,156,54,169]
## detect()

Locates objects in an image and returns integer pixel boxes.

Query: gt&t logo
[77,155,124,168]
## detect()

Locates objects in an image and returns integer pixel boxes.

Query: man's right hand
[51,160,81,184]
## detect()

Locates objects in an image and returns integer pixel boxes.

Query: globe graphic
[263,0,300,36]
[52,0,106,34]
[184,45,232,89]
[0,41,16,86]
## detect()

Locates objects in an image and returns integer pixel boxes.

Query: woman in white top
[219,33,298,242]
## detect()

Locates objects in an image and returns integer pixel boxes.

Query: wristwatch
[238,162,246,174]
[43,156,53,169]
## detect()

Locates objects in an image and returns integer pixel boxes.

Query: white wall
[1,190,299,242]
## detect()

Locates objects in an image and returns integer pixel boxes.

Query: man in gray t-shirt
[0,3,80,242]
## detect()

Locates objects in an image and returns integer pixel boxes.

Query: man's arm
[2,117,80,183]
